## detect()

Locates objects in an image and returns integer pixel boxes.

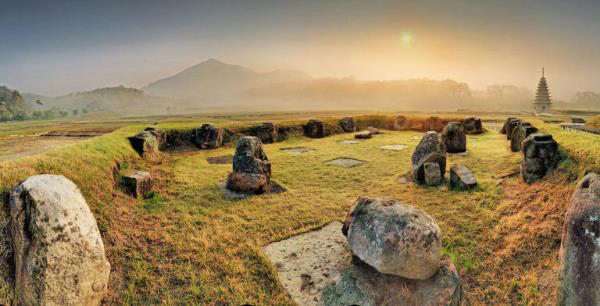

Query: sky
[1,0,600,99]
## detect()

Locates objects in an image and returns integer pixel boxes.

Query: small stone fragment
[441,122,466,153]
[339,117,356,132]
[194,124,224,149]
[520,133,560,184]
[121,170,152,198]
[449,164,477,190]
[129,131,160,159]
[463,117,483,134]
[354,131,372,139]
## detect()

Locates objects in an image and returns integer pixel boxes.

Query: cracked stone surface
[263,221,350,306]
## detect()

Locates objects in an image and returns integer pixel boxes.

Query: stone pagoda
[534,68,552,114]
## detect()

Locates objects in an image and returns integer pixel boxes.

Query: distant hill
[22,86,180,115]
[143,58,311,101]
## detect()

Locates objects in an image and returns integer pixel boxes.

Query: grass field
[0,112,597,304]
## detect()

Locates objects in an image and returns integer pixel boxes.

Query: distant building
[534,68,552,113]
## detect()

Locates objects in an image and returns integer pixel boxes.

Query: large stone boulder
[449,164,477,190]
[501,117,517,134]
[343,197,442,280]
[412,132,447,185]
[227,136,271,193]
[321,256,461,306]
[9,175,110,305]
[194,124,224,149]
[441,122,466,153]
[521,133,560,184]
[129,131,159,159]
[506,119,522,140]
[303,119,328,138]
[510,122,537,152]
[558,173,600,305]
[423,116,445,132]
[121,170,152,198]
[463,117,483,134]
[247,122,279,144]
[393,115,410,131]
[144,126,166,148]
[339,117,356,133]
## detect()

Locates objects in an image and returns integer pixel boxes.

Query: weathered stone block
[412,131,447,185]
[9,175,110,306]
[449,164,477,190]
[441,122,466,153]
[122,170,152,198]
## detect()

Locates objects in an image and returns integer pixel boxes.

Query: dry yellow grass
[0,112,595,305]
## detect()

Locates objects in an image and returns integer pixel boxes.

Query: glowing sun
[402,32,413,45]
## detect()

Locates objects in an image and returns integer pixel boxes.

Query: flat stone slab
[467,138,478,141]
[379,144,408,151]
[220,180,287,200]
[338,139,360,144]
[206,154,233,164]
[264,221,350,306]
[325,157,366,168]
[281,147,315,154]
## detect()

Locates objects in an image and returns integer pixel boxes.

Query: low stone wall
[155,115,475,151]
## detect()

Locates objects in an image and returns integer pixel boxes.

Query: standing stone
[128,131,159,159]
[412,132,447,185]
[501,117,517,134]
[558,173,600,305]
[321,256,461,306]
[354,131,372,139]
[144,126,166,148]
[339,117,356,132]
[449,164,477,190]
[521,133,560,184]
[423,116,445,132]
[303,119,328,138]
[424,162,443,186]
[121,170,152,198]
[393,115,410,131]
[506,119,522,140]
[194,124,224,149]
[9,175,110,306]
[463,117,483,134]
[441,122,466,153]
[227,136,271,193]
[344,197,442,279]
[510,122,537,152]
[247,122,279,144]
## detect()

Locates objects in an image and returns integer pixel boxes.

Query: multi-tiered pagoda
[534,68,552,114]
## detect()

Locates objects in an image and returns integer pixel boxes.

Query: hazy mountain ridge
[142,58,311,100]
